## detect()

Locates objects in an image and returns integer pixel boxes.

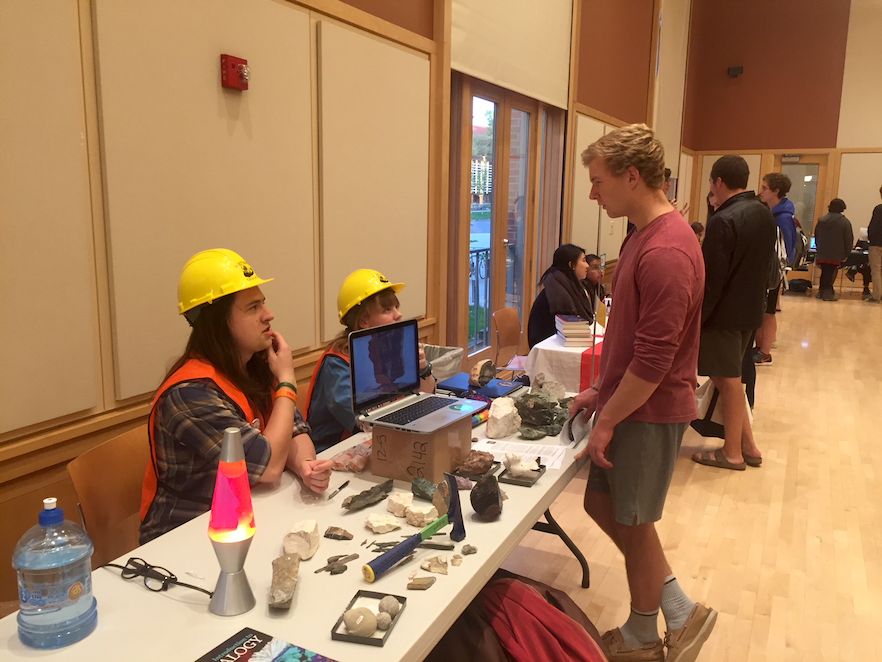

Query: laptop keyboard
[376,396,451,426]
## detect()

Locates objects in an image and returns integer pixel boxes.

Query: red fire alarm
[220,54,249,90]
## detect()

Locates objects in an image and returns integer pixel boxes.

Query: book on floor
[195,627,338,662]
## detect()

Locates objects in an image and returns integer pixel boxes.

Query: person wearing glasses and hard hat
[139,249,333,544]
[304,269,435,451]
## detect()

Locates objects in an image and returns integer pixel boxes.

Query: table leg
[532,508,590,588]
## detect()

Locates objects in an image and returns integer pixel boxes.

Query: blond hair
[581,123,666,190]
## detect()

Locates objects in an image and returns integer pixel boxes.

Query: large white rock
[365,513,402,534]
[504,452,539,478]
[282,520,319,560]
[404,504,439,528]
[387,492,414,518]
[420,555,448,575]
[532,373,566,402]
[486,397,521,439]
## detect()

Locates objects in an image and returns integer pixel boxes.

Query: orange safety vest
[303,348,352,443]
[139,358,268,520]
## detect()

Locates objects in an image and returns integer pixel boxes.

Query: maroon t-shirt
[597,210,705,424]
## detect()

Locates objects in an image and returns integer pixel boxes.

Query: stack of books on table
[555,314,595,347]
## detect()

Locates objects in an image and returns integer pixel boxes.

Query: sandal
[743,454,762,468]
[692,448,746,471]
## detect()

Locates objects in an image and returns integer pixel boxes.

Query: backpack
[787,278,812,293]
[767,226,789,290]
[791,217,809,269]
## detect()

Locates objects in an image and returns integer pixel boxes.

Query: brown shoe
[664,603,717,662]
[601,628,664,662]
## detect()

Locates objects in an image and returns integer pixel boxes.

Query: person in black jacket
[868,185,882,303]
[693,155,776,472]
[814,198,854,301]
[527,244,594,347]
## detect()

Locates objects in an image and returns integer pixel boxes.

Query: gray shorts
[698,328,753,378]
[586,420,688,525]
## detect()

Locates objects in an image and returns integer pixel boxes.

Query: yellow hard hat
[337,269,404,322]
[177,248,273,316]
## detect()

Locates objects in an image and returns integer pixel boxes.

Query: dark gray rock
[342,479,394,511]
[412,477,436,502]
[470,475,503,521]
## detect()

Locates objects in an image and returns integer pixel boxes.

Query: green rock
[519,427,547,440]
[515,393,558,427]
[412,477,436,502]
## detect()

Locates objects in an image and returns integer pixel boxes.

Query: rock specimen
[405,504,439,527]
[470,475,503,521]
[411,477,436,502]
[518,427,547,440]
[456,449,495,476]
[343,479,394,511]
[451,555,463,566]
[378,595,401,617]
[504,453,539,478]
[377,612,392,630]
[531,373,567,402]
[387,492,413,518]
[462,544,478,555]
[268,554,300,610]
[432,479,450,516]
[314,554,359,574]
[407,576,436,590]
[365,513,402,534]
[514,392,559,427]
[323,526,353,541]
[486,397,522,439]
[343,607,377,637]
[469,358,496,387]
[283,520,319,560]
[419,556,448,574]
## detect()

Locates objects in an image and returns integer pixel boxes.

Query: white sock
[661,574,695,631]
[619,607,660,647]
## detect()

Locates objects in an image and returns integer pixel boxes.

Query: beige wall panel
[598,204,628,263]
[698,153,762,216]
[0,0,101,433]
[571,114,605,255]
[836,153,882,239]
[317,21,430,341]
[654,0,691,176]
[451,0,572,108]
[679,152,693,222]
[837,0,882,148]
[95,0,316,400]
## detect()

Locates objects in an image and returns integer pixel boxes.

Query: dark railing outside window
[468,247,491,351]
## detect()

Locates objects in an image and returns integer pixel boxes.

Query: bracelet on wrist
[590,385,600,393]
[274,389,297,404]
[419,362,433,380]
[275,381,297,393]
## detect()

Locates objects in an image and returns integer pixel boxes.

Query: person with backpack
[814,198,854,301]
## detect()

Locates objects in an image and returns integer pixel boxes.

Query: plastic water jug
[12,497,98,649]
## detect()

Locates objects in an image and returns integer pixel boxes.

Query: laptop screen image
[350,319,420,413]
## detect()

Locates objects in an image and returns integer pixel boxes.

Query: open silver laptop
[349,319,487,434]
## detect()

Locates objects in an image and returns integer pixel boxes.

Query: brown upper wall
[339,0,434,39]
[577,0,655,125]
[683,0,851,151]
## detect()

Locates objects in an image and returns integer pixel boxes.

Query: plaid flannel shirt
[139,379,311,544]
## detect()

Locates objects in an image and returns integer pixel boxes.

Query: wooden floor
[503,290,882,661]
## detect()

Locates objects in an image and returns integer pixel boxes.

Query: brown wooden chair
[491,307,527,378]
[67,425,150,567]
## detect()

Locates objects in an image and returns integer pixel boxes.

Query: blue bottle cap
[38,497,64,527]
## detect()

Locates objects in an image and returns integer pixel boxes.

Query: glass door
[774,154,828,237]
[450,74,564,363]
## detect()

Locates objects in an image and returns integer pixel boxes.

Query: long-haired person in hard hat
[139,249,333,544]
[304,269,436,450]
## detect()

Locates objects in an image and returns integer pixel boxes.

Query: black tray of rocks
[453,461,500,482]
[332,590,407,647]
[498,465,546,487]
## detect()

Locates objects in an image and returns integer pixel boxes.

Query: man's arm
[701,217,734,322]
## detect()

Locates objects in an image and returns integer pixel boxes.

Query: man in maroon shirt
[571,124,714,662]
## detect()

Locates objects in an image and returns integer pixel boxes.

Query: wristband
[419,362,433,380]
[590,385,600,393]
[275,381,298,393]
[274,389,297,404]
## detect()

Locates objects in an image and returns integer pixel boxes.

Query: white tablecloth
[525,331,604,394]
